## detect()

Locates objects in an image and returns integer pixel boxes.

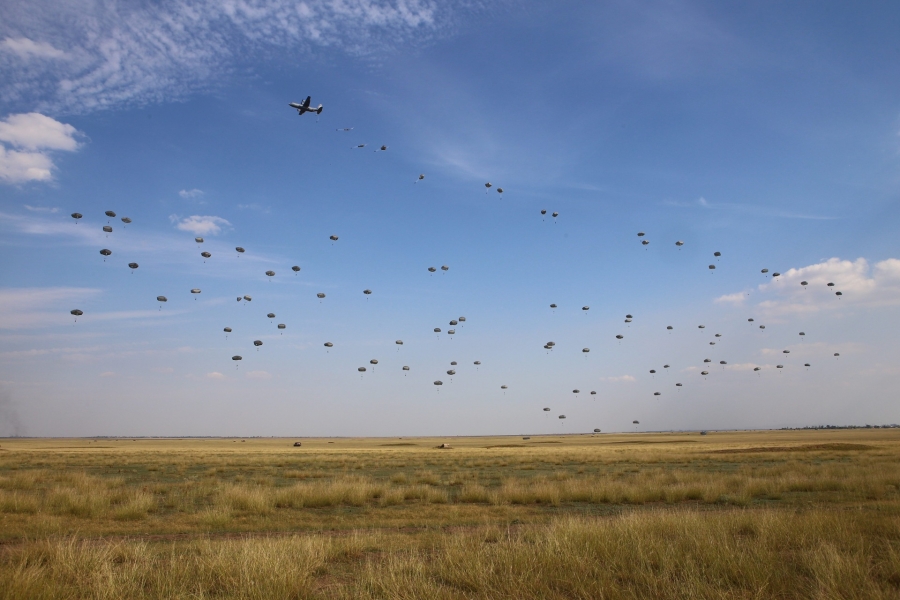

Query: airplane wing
[303,96,311,108]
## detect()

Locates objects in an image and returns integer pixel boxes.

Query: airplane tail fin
[316,105,323,114]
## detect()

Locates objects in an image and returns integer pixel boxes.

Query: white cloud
[23,205,58,213]
[174,215,231,235]
[179,188,204,199]
[1,37,67,60]
[1,0,453,114]
[750,257,900,316]
[206,371,226,379]
[0,113,82,184]
[246,370,272,380]
[714,291,746,305]
[0,113,80,151]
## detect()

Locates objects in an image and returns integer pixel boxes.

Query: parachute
[324,342,333,348]
[330,235,339,241]
[396,340,403,345]
[417,174,425,181]
[594,428,601,433]
[550,303,557,308]
[558,415,566,419]
[637,232,645,237]
[359,367,367,372]
[649,369,656,374]
[834,353,840,357]
[459,317,466,322]
[201,252,211,258]
[552,212,559,218]
[434,380,443,385]
[243,295,252,301]
[675,383,682,387]
[777,365,783,369]
[450,361,457,365]
[485,182,492,189]
[827,282,835,287]
[663,365,670,369]
[675,241,684,246]
[195,237,203,244]
[121,217,132,224]
[402,366,410,371]
[501,385,508,389]
[380,145,387,151]
[773,272,781,277]
[497,188,503,194]
[653,392,661,396]
[633,420,639,424]
[265,271,275,277]
[715,333,722,337]
[70,309,83,317]
[572,389,580,394]
[804,363,811,367]
[704,359,711,363]
[363,289,372,295]
[447,329,455,335]
[450,320,458,325]
[641,240,649,246]
[441,265,449,271]
[224,327,232,333]
[253,340,263,347]
[428,267,437,272]
[615,335,623,339]
[105,211,116,218]
[582,306,589,311]
[759,325,765,329]
[277,324,286,330]
[698,325,705,329]
[835,291,843,296]
[100,249,111,257]
[232,356,242,361]
[582,348,590,353]
[753,367,761,372]
[701,371,709,375]
[447,370,456,375]
[191,289,201,294]
[157,296,167,303]
[782,350,790,354]
[317,293,326,299]
[761,269,769,274]
[543,408,551,412]
[720,361,727,365]
[267,313,275,319]
[71,213,82,220]
[128,262,139,270]
[474,361,481,365]
[236,247,245,253]
[667,325,673,330]
[292,266,301,272]
[714,251,721,257]
[748,318,754,322]
[801,281,808,286]
[541,210,547,215]
[434,328,441,333]
[708,265,716,270]
[590,391,596,395]
[103,226,112,233]
[626,314,633,319]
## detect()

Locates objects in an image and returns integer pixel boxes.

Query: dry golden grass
[1,429,899,597]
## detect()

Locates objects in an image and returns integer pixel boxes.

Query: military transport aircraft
[289,96,323,116]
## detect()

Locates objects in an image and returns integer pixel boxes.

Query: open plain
[1,428,899,598]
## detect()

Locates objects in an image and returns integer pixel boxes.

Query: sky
[1,0,899,437]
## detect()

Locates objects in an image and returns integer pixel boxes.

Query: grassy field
[1,429,899,598]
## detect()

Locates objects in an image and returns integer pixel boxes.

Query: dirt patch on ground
[607,440,698,445]
[710,443,874,454]
[379,443,418,446]
[485,444,526,448]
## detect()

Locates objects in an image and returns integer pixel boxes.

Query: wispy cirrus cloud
[0,0,459,114]
[664,196,837,221]
[179,188,204,200]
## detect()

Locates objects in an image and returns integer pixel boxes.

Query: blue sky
[1,0,899,436]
